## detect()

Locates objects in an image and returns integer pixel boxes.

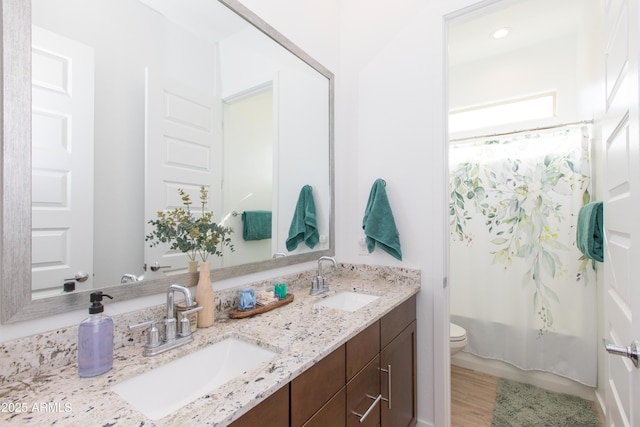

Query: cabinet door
[381,295,416,348]
[291,344,346,427]
[380,321,417,427]
[229,384,289,427]
[346,321,380,381]
[347,355,381,427]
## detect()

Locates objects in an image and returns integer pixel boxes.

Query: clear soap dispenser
[78,291,114,378]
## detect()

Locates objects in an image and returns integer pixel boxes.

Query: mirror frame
[0,0,334,323]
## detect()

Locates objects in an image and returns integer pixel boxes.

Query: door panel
[31,26,94,294]
[602,0,640,425]
[144,69,221,273]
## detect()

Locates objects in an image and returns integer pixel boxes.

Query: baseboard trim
[593,387,606,422]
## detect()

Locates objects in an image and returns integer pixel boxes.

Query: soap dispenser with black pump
[78,291,114,378]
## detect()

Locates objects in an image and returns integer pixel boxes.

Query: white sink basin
[316,291,379,312]
[111,337,277,420]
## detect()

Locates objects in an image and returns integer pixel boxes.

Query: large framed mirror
[0,0,334,323]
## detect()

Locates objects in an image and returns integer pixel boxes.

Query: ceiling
[139,0,247,43]
[448,0,588,66]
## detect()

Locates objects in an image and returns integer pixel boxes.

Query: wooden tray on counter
[228,293,294,319]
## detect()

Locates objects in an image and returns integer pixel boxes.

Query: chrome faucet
[310,256,338,295]
[129,284,202,356]
[121,273,144,283]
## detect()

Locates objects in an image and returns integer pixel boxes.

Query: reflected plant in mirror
[146,186,234,268]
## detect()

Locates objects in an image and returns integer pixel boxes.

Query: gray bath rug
[492,378,600,427]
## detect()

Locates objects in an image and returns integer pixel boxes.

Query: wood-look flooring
[451,365,499,427]
[451,365,604,427]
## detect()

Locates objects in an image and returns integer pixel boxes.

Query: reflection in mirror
[0,0,334,323]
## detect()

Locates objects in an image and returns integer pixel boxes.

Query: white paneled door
[144,69,221,274]
[31,26,94,294]
[602,0,640,425]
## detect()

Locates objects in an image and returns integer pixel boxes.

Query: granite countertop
[0,265,420,426]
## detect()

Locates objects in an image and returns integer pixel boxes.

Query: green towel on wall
[242,210,272,241]
[362,178,402,260]
[576,201,604,262]
[286,185,319,251]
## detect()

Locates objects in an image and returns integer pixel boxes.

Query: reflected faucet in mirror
[121,262,171,283]
[121,274,144,284]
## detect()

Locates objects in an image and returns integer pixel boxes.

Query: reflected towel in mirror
[286,185,319,251]
[241,210,272,241]
[362,178,402,260]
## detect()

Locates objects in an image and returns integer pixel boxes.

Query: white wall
[450,34,581,131]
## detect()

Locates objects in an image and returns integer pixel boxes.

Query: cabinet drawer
[303,387,346,427]
[347,355,380,427]
[229,383,289,427]
[346,321,380,381]
[291,344,346,427]
[381,295,416,349]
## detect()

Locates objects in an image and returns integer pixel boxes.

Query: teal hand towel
[576,201,604,262]
[362,179,402,260]
[286,185,319,251]
[242,210,272,241]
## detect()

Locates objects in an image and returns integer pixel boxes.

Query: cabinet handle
[351,394,382,423]
[380,364,392,409]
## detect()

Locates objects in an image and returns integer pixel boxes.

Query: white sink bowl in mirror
[316,291,380,312]
[111,337,277,421]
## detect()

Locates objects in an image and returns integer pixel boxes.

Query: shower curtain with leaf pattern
[449,125,596,386]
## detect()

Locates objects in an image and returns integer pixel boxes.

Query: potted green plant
[146,185,234,327]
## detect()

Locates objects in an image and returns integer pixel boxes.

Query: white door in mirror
[144,69,220,274]
[31,26,95,295]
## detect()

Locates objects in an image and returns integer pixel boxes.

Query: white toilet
[450,323,468,356]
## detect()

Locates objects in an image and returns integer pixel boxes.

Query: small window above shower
[449,92,556,134]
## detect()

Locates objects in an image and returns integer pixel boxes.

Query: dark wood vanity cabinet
[381,320,417,427]
[380,297,417,427]
[302,387,346,427]
[347,355,381,427]
[346,294,417,427]
[291,344,346,427]
[231,295,416,427]
[229,383,289,427]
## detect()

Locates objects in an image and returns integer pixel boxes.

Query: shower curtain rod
[448,119,594,143]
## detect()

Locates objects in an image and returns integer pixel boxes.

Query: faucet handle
[129,320,160,349]
[309,275,320,292]
[178,306,203,337]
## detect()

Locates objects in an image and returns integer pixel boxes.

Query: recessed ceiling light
[492,27,511,39]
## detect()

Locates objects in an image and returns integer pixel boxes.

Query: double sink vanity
[0,264,420,426]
